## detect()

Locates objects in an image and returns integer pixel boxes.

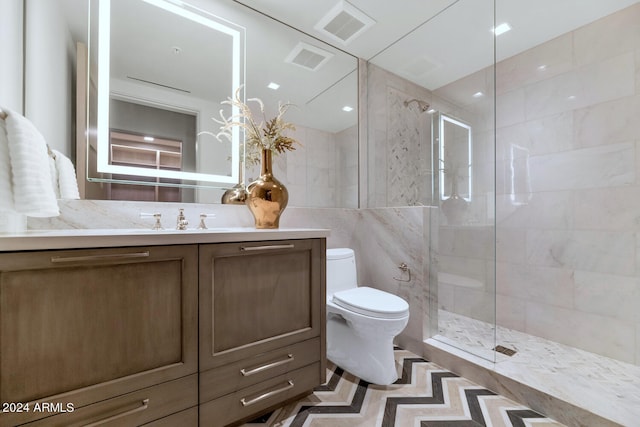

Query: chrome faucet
[197,213,216,230]
[140,212,163,230]
[176,209,189,230]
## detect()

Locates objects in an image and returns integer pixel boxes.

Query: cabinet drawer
[199,363,320,427]
[141,406,198,426]
[13,375,197,427]
[200,338,320,403]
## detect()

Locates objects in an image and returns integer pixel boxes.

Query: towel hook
[393,262,411,282]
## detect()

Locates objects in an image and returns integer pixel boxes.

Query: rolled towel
[4,108,59,217]
[48,151,59,198]
[51,149,80,199]
[0,117,16,212]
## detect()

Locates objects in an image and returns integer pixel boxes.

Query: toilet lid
[332,286,409,319]
[326,248,354,260]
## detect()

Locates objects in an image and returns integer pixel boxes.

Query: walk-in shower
[364,0,640,423]
[422,0,640,425]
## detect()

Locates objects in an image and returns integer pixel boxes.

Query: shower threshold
[426,310,640,427]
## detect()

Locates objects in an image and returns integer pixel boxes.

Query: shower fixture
[404,98,430,112]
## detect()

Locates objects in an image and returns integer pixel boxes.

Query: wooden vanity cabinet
[198,239,326,426]
[0,235,326,427]
[0,245,198,426]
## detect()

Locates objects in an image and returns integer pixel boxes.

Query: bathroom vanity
[0,228,327,427]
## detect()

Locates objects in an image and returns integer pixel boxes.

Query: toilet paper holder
[393,263,411,282]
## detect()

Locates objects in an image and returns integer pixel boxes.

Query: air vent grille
[285,42,334,71]
[322,11,366,42]
[315,2,375,44]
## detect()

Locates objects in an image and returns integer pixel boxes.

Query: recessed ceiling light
[537,64,547,71]
[267,82,280,90]
[144,136,155,142]
[493,23,512,36]
[567,95,577,100]
[472,91,484,98]
[342,106,354,112]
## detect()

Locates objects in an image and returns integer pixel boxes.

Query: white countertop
[0,227,330,252]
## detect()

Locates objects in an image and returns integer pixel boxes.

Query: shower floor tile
[242,348,564,427]
[435,309,640,425]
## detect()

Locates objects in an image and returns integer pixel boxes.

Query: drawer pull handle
[82,398,150,427]
[51,251,150,263]
[240,244,294,251]
[240,354,294,376]
[240,381,294,407]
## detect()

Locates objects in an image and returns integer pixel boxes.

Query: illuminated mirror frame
[93,0,245,185]
[439,113,472,202]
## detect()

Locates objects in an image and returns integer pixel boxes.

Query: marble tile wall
[245,123,358,209]
[436,3,640,365]
[365,64,434,208]
[436,225,495,325]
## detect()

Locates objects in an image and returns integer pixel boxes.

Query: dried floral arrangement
[213,86,299,165]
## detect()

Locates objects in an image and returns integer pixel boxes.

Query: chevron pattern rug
[243,348,564,427]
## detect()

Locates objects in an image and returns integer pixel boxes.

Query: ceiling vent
[315,1,375,45]
[285,42,334,71]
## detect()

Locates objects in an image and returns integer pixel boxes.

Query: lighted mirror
[87,0,245,191]
[74,0,358,205]
[438,113,472,201]
[24,0,359,206]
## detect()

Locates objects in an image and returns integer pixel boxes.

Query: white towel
[48,154,59,198]
[51,149,80,199]
[0,117,16,212]
[4,109,59,217]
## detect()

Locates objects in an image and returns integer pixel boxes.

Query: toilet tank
[326,248,357,295]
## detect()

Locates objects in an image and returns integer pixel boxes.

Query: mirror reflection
[24,0,359,206]
[88,0,244,192]
[439,114,472,202]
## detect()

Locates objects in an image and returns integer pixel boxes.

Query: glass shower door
[427,0,497,361]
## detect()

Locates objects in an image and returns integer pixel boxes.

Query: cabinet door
[0,245,198,426]
[199,239,326,371]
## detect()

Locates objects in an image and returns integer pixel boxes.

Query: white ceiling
[236,0,639,91]
[59,0,639,133]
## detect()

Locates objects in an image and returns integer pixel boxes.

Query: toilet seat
[332,286,409,319]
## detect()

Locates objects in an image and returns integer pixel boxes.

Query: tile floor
[243,348,564,427]
[435,310,640,425]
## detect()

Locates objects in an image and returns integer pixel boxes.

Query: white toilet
[326,248,410,385]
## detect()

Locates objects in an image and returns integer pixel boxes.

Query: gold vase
[220,183,248,204]
[221,161,248,205]
[246,149,288,229]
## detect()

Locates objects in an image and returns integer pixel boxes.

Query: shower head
[403,98,430,112]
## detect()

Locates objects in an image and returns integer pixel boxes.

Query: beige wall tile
[525,302,635,363]
[524,53,635,121]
